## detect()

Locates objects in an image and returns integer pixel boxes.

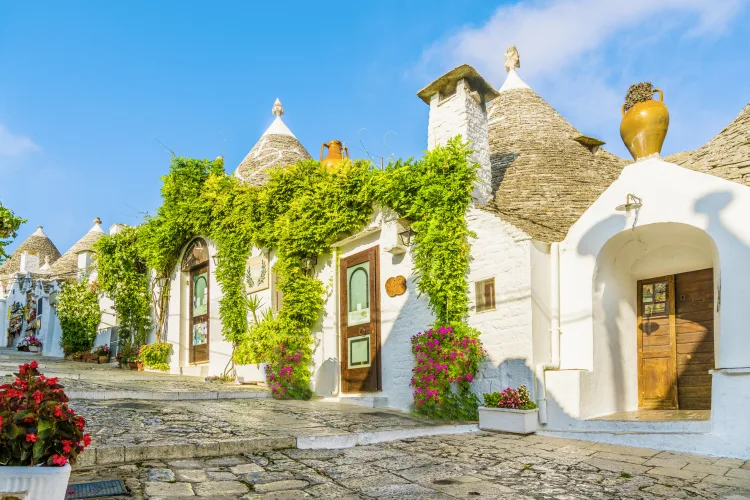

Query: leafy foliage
[56,279,101,355]
[0,201,25,263]
[138,342,173,371]
[410,324,486,420]
[0,361,91,466]
[94,226,151,350]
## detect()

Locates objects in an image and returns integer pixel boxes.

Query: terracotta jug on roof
[320,140,349,172]
[620,85,669,160]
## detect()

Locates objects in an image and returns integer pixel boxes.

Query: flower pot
[73,354,83,361]
[478,406,538,434]
[0,464,71,500]
[137,361,144,372]
[127,361,137,370]
[28,345,40,353]
[17,346,29,352]
[99,355,110,364]
[65,354,74,361]
[620,88,669,160]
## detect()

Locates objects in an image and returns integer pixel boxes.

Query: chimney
[417,64,498,206]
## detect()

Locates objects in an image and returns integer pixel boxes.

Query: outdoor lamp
[302,256,318,271]
[398,226,416,246]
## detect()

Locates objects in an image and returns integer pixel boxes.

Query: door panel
[637,276,678,409]
[637,269,714,411]
[190,264,209,364]
[675,268,714,410]
[340,246,380,393]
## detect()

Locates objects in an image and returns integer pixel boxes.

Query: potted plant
[93,345,110,364]
[479,385,538,434]
[18,335,42,353]
[0,361,91,499]
[138,342,172,372]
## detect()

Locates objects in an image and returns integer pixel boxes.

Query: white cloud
[0,124,38,156]
[419,0,743,84]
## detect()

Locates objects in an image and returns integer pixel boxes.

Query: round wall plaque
[385,276,407,297]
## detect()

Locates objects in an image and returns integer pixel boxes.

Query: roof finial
[93,217,101,225]
[272,98,284,117]
[504,45,520,73]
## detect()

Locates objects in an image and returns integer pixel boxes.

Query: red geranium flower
[61,439,72,454]
[31,390,44,404]
[82,434,92,447]
[26,433,37,443]
[51,454,68,466]
[53,406,64,418]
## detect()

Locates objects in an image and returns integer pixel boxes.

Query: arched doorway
[590,223,718,417]
[182,238,209,364]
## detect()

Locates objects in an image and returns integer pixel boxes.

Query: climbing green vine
[95,136,480,406]
[56,278,102,355]
[94,225,151,350]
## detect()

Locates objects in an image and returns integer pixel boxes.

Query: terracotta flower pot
[99,355,110,364]
[127,361,137,370]
[620,88,669,160]
[137,361,144,372]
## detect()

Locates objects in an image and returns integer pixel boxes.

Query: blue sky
[2,0,749,254]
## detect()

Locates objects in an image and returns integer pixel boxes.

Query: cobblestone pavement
[0,350,268,395]
[71,398,451,450]
[71,432,750,499]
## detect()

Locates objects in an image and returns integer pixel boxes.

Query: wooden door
[675,268,714,409]
[340,246,381,393]
[189,264,210,364]
[637,276,678,409]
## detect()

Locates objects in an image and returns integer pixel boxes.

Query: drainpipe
[536,242,561,424]
[331,247,340,396]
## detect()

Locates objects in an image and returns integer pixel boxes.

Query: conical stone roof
[666,103,750,187]
[485,72,626,242]
[235,99,311,186]
[49,218,105,280]
[0,226,61,277]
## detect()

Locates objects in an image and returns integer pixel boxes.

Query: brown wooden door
[340,246,381,393]
[189,264,209,364]
[675,268,714,409]
[637,275,678,409]
[637,269,715,410]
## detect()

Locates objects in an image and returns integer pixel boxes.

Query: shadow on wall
[474,358,534,399]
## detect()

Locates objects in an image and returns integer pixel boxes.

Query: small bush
[138,342,173,371]
[483,385,537,410]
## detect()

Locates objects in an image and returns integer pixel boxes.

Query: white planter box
[0,464,71,500]
[479,406,538,434]
[28,346,40,353]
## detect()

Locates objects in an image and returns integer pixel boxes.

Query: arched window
[348,266,369,313]
[181,238,209,271]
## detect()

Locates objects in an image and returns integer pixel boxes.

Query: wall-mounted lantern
[302,256,318,272]
[398,226,416,247]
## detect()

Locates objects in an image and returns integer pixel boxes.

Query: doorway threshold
[593,409,710,422]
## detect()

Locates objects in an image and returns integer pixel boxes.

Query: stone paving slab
[69,397,476,466]
[70,432,750,499]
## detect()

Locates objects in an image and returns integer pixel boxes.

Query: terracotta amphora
[320,140,349,171]
[620,88,669,160]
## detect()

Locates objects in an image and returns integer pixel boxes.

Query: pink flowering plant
[265,343,312,400]
[483,385,537,410]
[18,335,42,348]
[0,361,91,466]
[410,323,486,420]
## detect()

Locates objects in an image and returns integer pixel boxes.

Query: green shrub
[138,342,173,371]
[56,280,101,355]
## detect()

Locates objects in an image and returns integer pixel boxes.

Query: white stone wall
[466,208,535,397]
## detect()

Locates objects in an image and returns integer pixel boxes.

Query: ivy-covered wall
[95,137,483,408]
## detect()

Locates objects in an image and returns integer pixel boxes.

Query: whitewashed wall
[467,208,535,398]
[543,157,750,458]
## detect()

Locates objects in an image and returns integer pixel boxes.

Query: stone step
[68,390,270,401]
